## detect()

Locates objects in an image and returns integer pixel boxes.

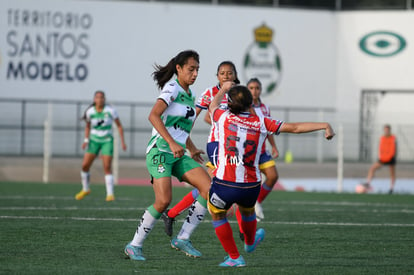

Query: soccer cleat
[105,195,115,202]
[255,202,264,221]
[124,242,146,261]
[244,228,265,253]
[171,238,202,258]
[361,182,373,191]
[75,190,90,200]
[161,210,175,237]
[219,255,246,267]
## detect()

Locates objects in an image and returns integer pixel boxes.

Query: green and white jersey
[146,80,196,154]
[85,105,119,143]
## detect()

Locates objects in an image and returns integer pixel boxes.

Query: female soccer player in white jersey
[124,50,211,261]
[75,91,127,202]
[161,61,240,236]
[208,82,335,267]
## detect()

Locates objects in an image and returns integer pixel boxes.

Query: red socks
[213,219,240,259]
[257,184,273,203]
[235,207,257,245]
[168,189,198,218]
[240,214,257,245]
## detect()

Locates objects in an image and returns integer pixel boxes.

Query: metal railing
[0,98,338,161]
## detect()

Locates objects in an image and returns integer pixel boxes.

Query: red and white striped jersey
[196,85,228,142]
[212,108,283,183]
[252,101,272,154]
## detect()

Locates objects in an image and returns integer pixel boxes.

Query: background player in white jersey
[161,61,239,236]
[124,50,211,261]
[75,91,127,202]
[208,82,335,267]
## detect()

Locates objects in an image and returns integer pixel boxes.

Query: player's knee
[264,170,278,185]
[267,173,278,185]
[155,199,171,212]
[82,163,91,171]
[239,206,255,217]
[207,201,227,217]
[198,189,209,201]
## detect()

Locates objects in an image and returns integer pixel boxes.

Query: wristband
[84,138,89,143]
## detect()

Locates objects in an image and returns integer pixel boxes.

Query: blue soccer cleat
[124,242,146,261]
[219,255,246,267]
[244,228,265,253]
[171,238,202,258]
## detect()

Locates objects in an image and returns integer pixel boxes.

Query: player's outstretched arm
[280,122,335,140]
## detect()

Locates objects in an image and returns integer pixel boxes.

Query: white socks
[80,171,90,191]
[105,174,114,196]
[81,172,114,196]
[177,200,207,240]
[131,206,161,247]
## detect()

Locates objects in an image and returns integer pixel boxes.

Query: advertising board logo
[4,9,92,82]
[359,31,406,57]
[243,23,282,95]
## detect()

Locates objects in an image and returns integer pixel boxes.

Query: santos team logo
[359,31,406,57]
[243,23,282,95]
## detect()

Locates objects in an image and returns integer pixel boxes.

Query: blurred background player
[124,50,211,261]
[161,61,240,236]
[246,78,280,220]
[208,82,335,267]
[75,91,127,202]
[363,124,397,194]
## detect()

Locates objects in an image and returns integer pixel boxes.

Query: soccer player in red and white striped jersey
[208,82,335,267]
[235,78,279,233]
[161,61,239,237]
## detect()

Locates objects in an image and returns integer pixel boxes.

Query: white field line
[272,200,414,208]
[0,195,136,201]
[0,206,146,211]
[1,195,413,209]
[1,215,414,227]
[0,206,413,214]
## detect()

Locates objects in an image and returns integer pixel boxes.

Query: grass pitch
[1,181,413,274]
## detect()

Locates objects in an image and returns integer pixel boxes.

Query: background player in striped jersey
[75,91,127,202]
[124,50,211,261]
[161,61,239,236]
[208,82,335,267]
[240,78,279,224]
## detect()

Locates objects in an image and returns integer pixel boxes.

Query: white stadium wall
[0,0,413,161]
[336,11,414,161]
[0,1,336,105]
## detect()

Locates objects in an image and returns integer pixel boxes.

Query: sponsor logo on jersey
[157,164,165,173]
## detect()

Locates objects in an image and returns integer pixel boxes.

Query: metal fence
[4,97,412,163]
[0,99,346,161]
[0,98,340,162]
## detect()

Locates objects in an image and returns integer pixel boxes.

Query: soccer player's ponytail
[227,86,253,115]
[152,50,200,90]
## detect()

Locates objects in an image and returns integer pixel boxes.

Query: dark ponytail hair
[227,85,252,115]
[152,50,199,89]
[217,61,240,84]
[81,90,105,121]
